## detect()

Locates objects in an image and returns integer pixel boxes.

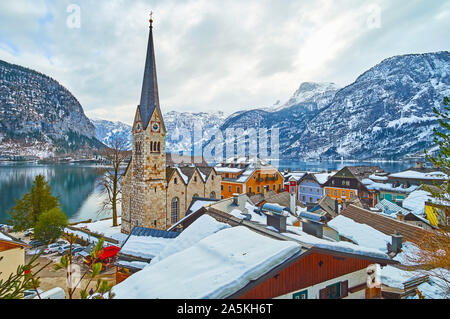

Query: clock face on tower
[151,121,160,133]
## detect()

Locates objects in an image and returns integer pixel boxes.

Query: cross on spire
[149,11,153,26]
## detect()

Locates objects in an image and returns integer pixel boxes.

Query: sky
[0,0,449,125]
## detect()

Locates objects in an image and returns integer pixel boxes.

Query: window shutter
[341,280,349,298]
[319,287,329,299]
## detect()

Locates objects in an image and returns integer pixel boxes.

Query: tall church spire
[139,12,160,130]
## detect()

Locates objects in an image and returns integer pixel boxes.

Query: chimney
[391,232,403,253]
[302,220,323,238]
[266,213,287,233]
[335,199,340,215]
[232,193,239,206]
[416,161,424,169]
[396,212,405,222]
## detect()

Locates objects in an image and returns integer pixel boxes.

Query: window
[349,191,354,198]
[210,191,216,199]
[221,185,224,191]
[309,197,313,203]
[157,142,160,152]
[174,178,177,185]
[211,175,214,181]
[257,186,261,193]
[273,185,276,190]
[228,186,232,192]
[249,187,252,193]
[334,190,338,196]
[237,186,241,193]
[342,190,345,196]
[293,290,308,299]
[194,176,197,182]
[327,189,331,195]
[302,196,305,201]
[319,281,348,299]
[150,141,153,152]
[171,197,179,224]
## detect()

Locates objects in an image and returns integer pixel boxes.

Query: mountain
[91,119,132,150]
[0,59,104,158]
[204,51,450,160]
[92,111,227,154]
[272,82,340,112]
[291,51,450,160]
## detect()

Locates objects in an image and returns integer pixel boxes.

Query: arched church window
[150,141,153,152]
[210,191,216,199]
[157,142,160,153]
[171,197,179,224]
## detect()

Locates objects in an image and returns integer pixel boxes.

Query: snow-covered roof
[0,231,10,242]
[389,170,448,180]
[376,199,410,216]
[327,215,391,253]
[151,214,230,264]
[120,229,178,260]
[283,226,390,260]
[214,167,243,174]
[402,190,432,214]
[112,225,301,299]
[362,179,419,193]
[176,167,189,184]
[314,172,335,185]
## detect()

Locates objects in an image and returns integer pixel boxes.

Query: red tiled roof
[340,205,430,242]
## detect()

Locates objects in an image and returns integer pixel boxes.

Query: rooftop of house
[215,157,280,184]
[339,205,430,243]
[0,230,30,249]
[346,166,385,180]
[118,226,180,262]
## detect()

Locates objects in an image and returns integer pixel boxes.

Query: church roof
[139,21,163,130]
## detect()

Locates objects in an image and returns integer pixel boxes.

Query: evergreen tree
[33,207,68,243]
[8,174,60,231]
[424,96,450,206]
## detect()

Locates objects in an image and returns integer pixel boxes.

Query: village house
[215,157,284,199]
[296,172,335,206]
[120,18,221,233]
[323,166,384,208]
[0,231,30,283]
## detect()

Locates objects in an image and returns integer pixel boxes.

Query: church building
[121,16,221,234]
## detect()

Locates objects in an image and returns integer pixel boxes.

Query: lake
[0,160,415,224]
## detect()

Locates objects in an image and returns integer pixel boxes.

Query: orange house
[322,166,382,208]
[215,158,284,199]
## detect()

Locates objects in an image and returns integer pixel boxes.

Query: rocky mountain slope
[92,111,226,154]
[0,60,104,158]
[204,51,450,160]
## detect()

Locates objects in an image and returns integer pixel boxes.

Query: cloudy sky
[0,0,449,124]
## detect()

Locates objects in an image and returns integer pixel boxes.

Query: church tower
[122,14,167,233]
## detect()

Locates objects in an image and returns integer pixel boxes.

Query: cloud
[0,0,449,125]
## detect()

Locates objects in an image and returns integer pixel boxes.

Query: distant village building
[215,157,284,199]
[323,166,384,208]
[121,19,221,234]
[296,172,335,205]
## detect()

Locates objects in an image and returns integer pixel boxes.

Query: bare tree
[98,136,130,227]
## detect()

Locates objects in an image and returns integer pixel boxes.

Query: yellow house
[425,201,450,229]
[0,231,30,283]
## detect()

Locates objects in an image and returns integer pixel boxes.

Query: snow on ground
[284,226,390,260]
[76,218,127,244]
[112,226,301,299]
[327,215,391,252]
[151,215,230,264]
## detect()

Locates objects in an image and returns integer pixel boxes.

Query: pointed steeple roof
[138,16,161,130]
